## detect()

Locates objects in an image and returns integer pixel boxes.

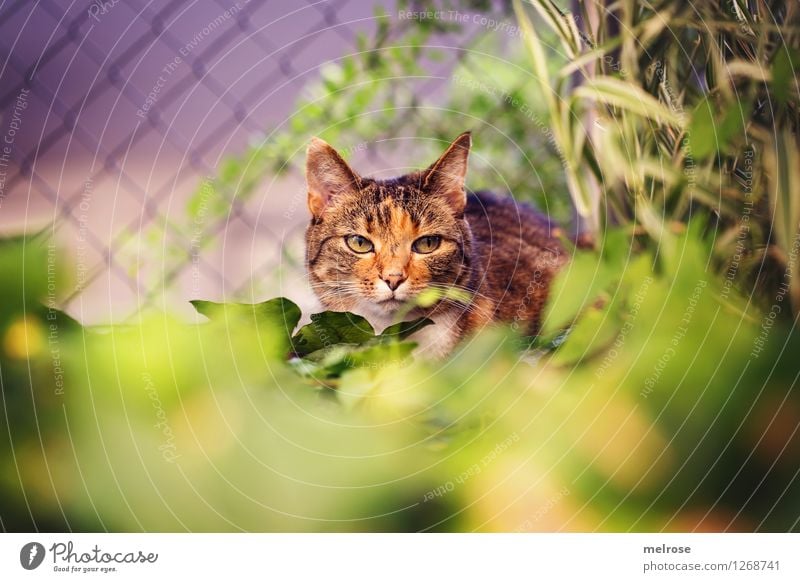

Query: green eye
[412,235,441,254]
[344,234,374,253]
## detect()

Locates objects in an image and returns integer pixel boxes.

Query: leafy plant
[191,296,433,383]
[3,228,800,532]
[514,0,800,314]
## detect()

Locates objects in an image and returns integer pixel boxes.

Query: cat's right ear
[306,137,361,218]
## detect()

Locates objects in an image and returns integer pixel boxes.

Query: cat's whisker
[308,281,365,292]
[314,289,361,301]
[424,283,494,304]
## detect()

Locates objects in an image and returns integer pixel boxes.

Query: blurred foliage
[3,226,800,532]
[191,298,431,382]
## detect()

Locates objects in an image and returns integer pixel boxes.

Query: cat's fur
[304,132,567,357]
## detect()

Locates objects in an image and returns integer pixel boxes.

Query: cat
[304,132,567,357]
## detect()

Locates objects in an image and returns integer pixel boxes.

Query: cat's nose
[381,273,407,291]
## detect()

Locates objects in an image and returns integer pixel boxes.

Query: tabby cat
[305,132,567,357]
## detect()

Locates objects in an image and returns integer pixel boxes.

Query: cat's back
[464,191,567,332]
[465,191,561,247]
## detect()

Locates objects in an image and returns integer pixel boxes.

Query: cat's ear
[306,137,361,217]
[422,132,471,214]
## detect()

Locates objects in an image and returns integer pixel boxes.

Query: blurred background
[0,0,563,324]
[2,0,800,533]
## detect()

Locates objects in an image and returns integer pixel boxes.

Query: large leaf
[688,95,750,160]
[291,311,375,357]
[190,298,302,358]
[291,341,417,382]
[771,48,800,107]
[191,298,301,330]
[525,0,581,58]
[379,317,434,341]
[574,77,685,127]
[513,0,557,113]
[547,303,620,367]
[542,230,633,334]
[764,130,800,313]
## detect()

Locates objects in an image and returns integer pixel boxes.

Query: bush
[2,225,799,531]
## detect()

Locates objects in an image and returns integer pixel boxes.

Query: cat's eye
[344,234,374,253]
[412,235,441,254]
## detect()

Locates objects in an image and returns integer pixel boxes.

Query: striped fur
[305,133,567,356]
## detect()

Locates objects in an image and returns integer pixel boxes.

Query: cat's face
[304,133,473,322]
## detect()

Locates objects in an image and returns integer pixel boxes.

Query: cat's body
[304,133,567,357]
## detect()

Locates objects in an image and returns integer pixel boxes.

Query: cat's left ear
[422,132,471,215]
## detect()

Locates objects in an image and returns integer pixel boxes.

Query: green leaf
[361,340,414,363]
[764,130,800,312]
[340,341,416,373]
[574,77,685,127]
[186,179,217,220]
[191,298,300,327]
[542,230,631,334]
[219,159,241,184]
[771,48,799,107]
[291,311,375,356]
[190,298,302,359]
[688,96,749,159]
[379,317,434,341]
[35,306,82,333]
[526,0,581,58]
[717,99,749,149]
[292,341,416,382]
[415,287,471,308]
[513,0,558,113]
[547,303,619,366]
[687,96,715,159]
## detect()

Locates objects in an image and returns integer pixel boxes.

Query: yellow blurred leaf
[3,316,45,360]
